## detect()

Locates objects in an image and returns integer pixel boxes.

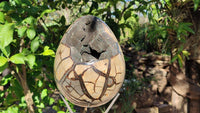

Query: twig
[104,93,120,113]
[59,93,74,113]
[15,37,35,113]
[60,92,120,113]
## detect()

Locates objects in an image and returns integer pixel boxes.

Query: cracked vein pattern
[54,15,125,107]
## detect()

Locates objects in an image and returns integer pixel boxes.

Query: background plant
[0,0,67,112]
[0,0,200,112]
[0,0,138,112]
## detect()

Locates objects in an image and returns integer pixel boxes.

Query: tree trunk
[21,65,34,113]
[186,60,200,113]
[13,64,35,113]
[22,81,34,113]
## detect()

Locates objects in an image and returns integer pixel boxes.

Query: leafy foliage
[0,0,65,112]
[0,0,199,112]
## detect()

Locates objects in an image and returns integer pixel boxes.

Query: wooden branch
[11,63,35,113]
[21,64,34,113]
[10,38,35,113]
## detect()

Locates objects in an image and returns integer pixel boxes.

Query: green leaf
[18,26,27,38]
[41,46,55,57]
[27,28,36,40]
[14,0,22,5]
[19,96,27,107]
[0,1,11,12]
[57,111,65,113]
[1,46,10,57]
[1,75,12,88]
[194,0,200,10]
[184,25,195,34]
[25,54,35,69]
[0,56,8,74]
[10,53,25,64]
[171,54,178,63]
[38,80,43,87]
[52,105,59,111]
[0,56,7,67]
[22,16,36,25]
[36,102,45,108]
[22,48,31,55]
[0,62,8,74]
[0,12,5,23]
[34,96,40,104]
[177,54,183,67]
[178,23,195,34]
[182,50,190,59]
[0,23,14,49]
[44,46,49,51]
[41,89,48,99]
[40,9,56,18]
[31,36,40,52]
[49,98,55,105]
[3,106,19,113]
[135,1,140,6]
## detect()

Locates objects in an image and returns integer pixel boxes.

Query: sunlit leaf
[177,54,183,67]
[0,56,7,67]
[38,80,43,87]
[40,9,56,18]
[19,96,27,107]
[0,56,8,74]
[25,54,35,69]
[4,106,19,113]
[49,98,55,105]
[0,11,5,23]
[14,0,22,5]
[22,16,36,25]
[194,0,200,10]
[182,50,190,59]
[41,89,48,99]
[41,46,55,57]
[18,26,27,38]
[27,28,36,40]
[0,23,14,49]
[34,96,40,104]
[31,36,40,52]
[57,111,65,113]
[10,53,25,64]
[36,103,45,108]
[1,75,12,86]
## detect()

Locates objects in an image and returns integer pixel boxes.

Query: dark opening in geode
[61,15,118,63]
